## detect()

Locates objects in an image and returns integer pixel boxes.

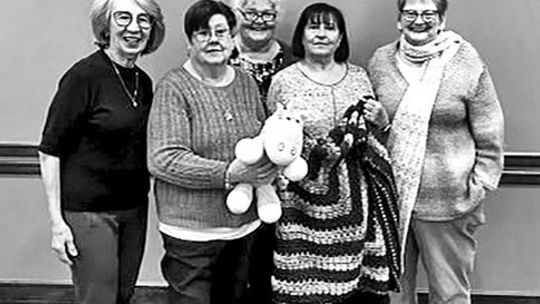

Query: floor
[1,284,539,304]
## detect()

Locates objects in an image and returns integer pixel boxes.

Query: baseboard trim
[2,144,540,185]
[417,287,540,298]
[1,283,539,304]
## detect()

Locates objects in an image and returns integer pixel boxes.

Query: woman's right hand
[51,220,78,266]
[227,156,280,187]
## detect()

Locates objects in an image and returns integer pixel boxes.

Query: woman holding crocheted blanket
[368,0,504,303]
[267,3,400,304]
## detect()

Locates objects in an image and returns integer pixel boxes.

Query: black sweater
[39,50,153,211]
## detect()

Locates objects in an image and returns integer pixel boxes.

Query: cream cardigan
[368,38,504,221]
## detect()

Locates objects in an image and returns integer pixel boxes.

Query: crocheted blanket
[272,100,400,304]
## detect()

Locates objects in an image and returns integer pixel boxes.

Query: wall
[1,0,540,295]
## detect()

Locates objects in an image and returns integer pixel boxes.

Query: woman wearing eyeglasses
[368,0,504,303]
[227,1,296,302]
[228,0,297,115]
[38,0,164,303]
[147,0,278,303]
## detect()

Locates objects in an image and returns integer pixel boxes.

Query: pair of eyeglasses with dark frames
[112,11,153,30]
[238,9,277,23]
[400,10,439,23]
[192,27,231,43]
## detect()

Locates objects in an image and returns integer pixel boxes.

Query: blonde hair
[90,0,165,55]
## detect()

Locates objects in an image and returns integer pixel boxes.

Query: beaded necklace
[110,58,139,108]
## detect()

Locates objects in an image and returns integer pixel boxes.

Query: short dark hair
[291,3,349,63]
[397,0,448,15]
[184,0,236,42]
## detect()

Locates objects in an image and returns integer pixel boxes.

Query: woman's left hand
[363,98,389,128]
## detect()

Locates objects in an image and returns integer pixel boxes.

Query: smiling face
[398,0,445,46]
[108,0,152,59]
[189,14,234,66]
[302,13,342,60]
[237,0,277,48]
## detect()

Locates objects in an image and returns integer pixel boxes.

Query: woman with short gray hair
[368,0,504,303]
[228,0,296,115]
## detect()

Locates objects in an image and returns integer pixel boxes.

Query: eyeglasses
[112,11,153,30]
[238,9,277,23]
[192,28,231,43]
[400,10,439,23]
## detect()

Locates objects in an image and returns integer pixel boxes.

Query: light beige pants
[391,204,485,304]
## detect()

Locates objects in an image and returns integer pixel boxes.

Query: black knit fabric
[273,102,400,304]
[39,50,153,211]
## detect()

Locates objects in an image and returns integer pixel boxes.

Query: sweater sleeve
[38,68,89,157]
[467,67,504,191]
[147,77,228,189]
[267,73,287,114]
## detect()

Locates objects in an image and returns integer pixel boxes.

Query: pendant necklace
[110,58,139,108]
[187,61,234,121]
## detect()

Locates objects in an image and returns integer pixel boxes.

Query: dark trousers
[64,205,147,304]
[160,232,255,304]
[245,223,275,304]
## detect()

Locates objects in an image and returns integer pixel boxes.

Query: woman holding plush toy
[147,0,279,303]
[267,3,400,304]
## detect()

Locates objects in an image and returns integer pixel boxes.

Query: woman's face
[398,0,445,46]
[108,0,152,58]
[190,14,234,66]
[237,0,277,47]
[302,14,342,61]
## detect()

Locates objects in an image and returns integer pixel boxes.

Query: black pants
[244,223,275,304]
[65,205,147,304]
[160,232,255,304]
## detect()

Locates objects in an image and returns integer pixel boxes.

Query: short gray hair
[229,0,281,11]
[397,0,448,16]
[90,0,165,55]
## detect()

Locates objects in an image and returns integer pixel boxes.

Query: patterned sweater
[268,63,398,303]
[368,39,504,221]
[147,67,265,228]
[229,39,297,116]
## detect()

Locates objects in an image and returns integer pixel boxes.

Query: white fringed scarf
[388,31,462,261]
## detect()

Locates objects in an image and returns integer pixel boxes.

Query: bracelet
[380,123,391,133]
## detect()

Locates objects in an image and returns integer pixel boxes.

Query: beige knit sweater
[368,39,504,221]
[147,67,265,228]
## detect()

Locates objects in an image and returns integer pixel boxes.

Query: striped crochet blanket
[272,101,400,304]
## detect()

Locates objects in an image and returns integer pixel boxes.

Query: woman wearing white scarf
[368,0,504,303]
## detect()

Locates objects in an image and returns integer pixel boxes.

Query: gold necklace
[110,59,139,108]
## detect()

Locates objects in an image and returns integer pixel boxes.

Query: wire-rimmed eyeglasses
[192,27,231,43]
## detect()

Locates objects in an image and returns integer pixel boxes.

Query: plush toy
[226,106,308,223]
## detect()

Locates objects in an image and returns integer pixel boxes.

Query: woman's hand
[227,155,280,187]
[50,220,78,266]
[363,98,389,128]
[38,151,78,265]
